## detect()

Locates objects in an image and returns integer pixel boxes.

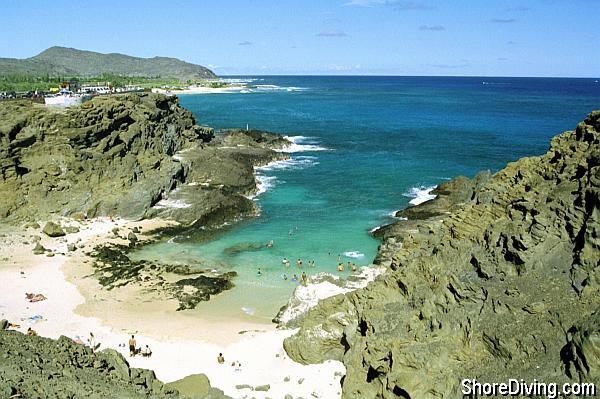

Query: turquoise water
[135,76,600,321]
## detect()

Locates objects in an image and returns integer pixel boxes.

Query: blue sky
[1,0,598,76]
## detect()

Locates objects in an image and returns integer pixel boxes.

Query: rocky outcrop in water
[285,111,600,398]
[0,95,288,227]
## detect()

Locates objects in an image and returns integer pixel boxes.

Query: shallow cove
[132,76,600,322]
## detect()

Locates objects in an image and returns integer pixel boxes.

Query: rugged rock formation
[0,329,177,398]
[0,93,210,221]
[285,111,600,398]
[0,95,288,226]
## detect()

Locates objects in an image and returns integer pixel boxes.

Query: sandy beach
[0,217,345,399]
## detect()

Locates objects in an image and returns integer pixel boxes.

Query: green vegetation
[0,73,227,93]
[0,46,217,89]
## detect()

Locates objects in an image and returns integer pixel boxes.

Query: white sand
[0,217,345,399]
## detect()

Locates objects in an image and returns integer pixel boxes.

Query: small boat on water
[44,89,91,107]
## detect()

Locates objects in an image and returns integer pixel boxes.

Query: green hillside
[0,46,216,82]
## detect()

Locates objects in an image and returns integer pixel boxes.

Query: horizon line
[219,74,600,79]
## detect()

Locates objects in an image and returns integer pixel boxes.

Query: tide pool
[133,76,600,321]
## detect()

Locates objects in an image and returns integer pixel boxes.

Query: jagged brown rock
[285,111,600,398]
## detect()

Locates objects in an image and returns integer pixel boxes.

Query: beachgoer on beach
[87,332,97,353]
[291,274,299,282]
[301,272,308,286]
[217,353,225,364]
[27,327,37,336]
[128,335,137,357]
[142,345,152,357]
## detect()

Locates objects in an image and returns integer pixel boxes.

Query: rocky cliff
[0,327,230,398]
[284,111,600,397]
[0,94,287,226]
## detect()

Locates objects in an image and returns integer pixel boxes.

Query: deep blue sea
[135,76,600,321]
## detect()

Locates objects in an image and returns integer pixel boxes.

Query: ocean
[133,76,600,321]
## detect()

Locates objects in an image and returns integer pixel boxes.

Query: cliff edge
[284,111,600,397]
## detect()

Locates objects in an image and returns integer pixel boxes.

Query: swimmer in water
[283,274,288,280]
[337,254,342,263]
[352,263,358,272]
[337,263,344,272]
[257,268,262,276]
[291,274,299,282]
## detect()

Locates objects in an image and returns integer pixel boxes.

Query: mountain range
[0,47,216,81]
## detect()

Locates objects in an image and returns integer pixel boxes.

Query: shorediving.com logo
[461,379,596,398]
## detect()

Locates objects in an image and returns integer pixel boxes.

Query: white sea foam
[278,136,329,153]
[248,155,320,199]
[404,185,437,205]
[253,84,309,92]
[343,251,365,259]
[252,175,277,198]
[220,78,259,84]
[257,156,319,172]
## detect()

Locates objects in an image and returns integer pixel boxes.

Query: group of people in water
[254,249,361,283]
[281,257,317,269]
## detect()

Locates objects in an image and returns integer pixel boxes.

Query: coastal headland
[1,92,598,398]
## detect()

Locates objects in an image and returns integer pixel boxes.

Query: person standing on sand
[128,335,137,357]
[301,272,308,286]
[87,332,96,353]
[217,353,225,364]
